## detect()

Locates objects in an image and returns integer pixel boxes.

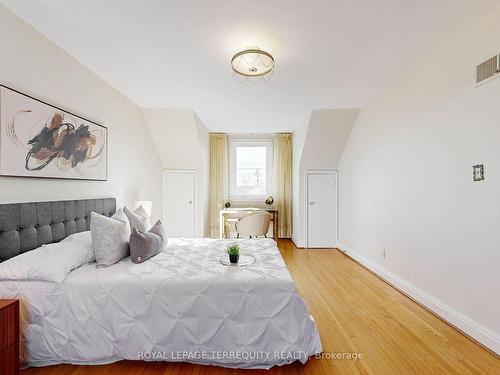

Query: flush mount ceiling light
[231,48,275,80]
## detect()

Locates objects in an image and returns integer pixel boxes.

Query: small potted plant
[226,243,240,264]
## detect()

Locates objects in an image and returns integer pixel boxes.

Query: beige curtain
[274,133,292,238]
[208,133,228,238]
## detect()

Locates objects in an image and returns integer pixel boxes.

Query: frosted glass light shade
[231,48,274,77]
[134,200,152,217]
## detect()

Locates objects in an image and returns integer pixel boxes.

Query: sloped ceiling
[142,108,207,170]
[300,109,360,170]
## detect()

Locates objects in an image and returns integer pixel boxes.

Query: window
[229,137,273,200]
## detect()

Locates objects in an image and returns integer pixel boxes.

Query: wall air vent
[476,55,499,84]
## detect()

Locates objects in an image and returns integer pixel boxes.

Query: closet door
[306,171,337,248]
[163,170,195,237]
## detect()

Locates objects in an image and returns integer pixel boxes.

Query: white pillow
[0,241,92,283]
[61,231,94,262]
[124,206,152,232]
[90,209,131,267]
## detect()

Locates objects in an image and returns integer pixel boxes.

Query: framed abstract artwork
[0,85,107,181]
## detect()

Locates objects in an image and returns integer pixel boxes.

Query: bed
[0,198,322,369]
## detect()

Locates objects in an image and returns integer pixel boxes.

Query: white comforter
[0,238,322,369]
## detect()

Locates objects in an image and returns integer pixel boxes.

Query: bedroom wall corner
[142,108,210,236]
[291,115,309,247]
[0,4,163,219]
[193,113,210,237]
[292,109,359,247]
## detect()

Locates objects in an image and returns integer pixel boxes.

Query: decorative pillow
[0,241,93,283]
[90,209,131,267]
[129,220,167,264]
[124,206,151,232]
[149,220,167,248]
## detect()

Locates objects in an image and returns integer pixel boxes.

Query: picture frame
[0,85,107,181]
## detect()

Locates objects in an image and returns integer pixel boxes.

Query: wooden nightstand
[0,299,19,375]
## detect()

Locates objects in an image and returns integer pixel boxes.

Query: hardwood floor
[21,239,499,375]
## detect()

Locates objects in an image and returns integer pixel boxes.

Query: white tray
[219,253,256,266]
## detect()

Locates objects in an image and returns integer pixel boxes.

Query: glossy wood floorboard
[21,239,499,375]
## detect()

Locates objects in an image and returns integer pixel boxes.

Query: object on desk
[236,213,272,238]
[264,195,274,208]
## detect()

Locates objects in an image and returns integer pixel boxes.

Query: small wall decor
[473,164,484,182]
[0,85,107,181]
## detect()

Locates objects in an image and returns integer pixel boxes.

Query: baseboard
[337,242,500,356]
[291,235,304,248]
[291,236,339,249]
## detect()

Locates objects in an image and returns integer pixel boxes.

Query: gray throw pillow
[124,206,151,232]
[149,220,167,247]
[130,220,167,264]
[90,209,131,267]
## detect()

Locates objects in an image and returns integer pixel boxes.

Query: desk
[219,208,278,239]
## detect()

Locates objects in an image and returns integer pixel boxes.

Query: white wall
[292,109,359,247]
[292,116,310,246]
[194,113,210,237]
[143,108,210,236]
[338,9,500,353]
[0,5,163,219]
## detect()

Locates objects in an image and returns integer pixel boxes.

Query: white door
[163,170,195,237]
[306,171,337,248]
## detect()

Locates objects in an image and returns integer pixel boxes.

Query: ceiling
[1,0,497,132]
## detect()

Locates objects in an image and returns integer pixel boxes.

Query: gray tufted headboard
[0,198,116,262]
